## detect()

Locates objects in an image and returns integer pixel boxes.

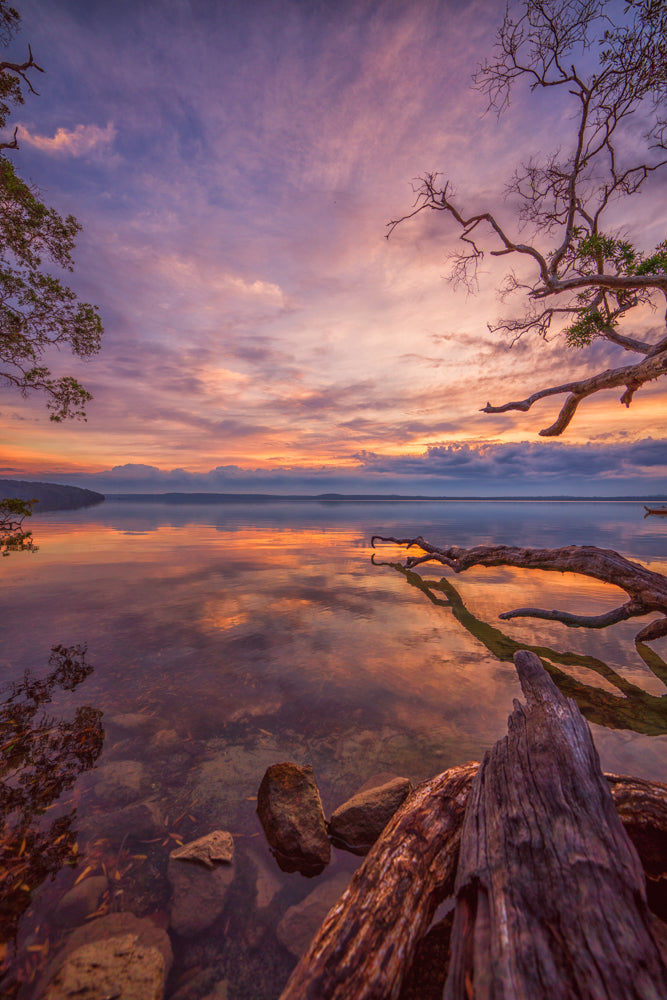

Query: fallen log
[445,650,667,999]
[279,655,667,999]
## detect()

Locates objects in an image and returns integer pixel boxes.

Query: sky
[1,0,666,496]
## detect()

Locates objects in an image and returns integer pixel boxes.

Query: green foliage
[564,232,667,347]
[0,1,103,419]
[0,494,37,554]
[565,310,608,348]
[574,232,667,278]
[0,494,35,523]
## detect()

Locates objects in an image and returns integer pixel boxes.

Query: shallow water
[2,499,667,997]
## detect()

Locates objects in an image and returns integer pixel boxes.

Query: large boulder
[328,776,412,854]
[257,762,330,875]
[168,830,235,936]
[40,912,172,1000]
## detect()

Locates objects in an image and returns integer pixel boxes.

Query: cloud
[355,438,667,484]
[12,437,667,497]
[18,121,116,157]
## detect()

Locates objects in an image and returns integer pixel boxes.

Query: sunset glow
[1,0,666,495]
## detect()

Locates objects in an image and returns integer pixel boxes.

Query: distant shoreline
[104,492,667,504]
[3,480,665,507]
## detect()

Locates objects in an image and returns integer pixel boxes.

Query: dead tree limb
[444,650,667,999]
[481,349,667,436]
[371,536,667,642]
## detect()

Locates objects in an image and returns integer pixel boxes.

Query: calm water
[2,499,667,997]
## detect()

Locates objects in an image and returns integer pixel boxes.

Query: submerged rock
[80,797,163,844]
[93,759,147,807]
[110,712,155,731]
[168,830,235,936]
[247,847,283,911]
[276,871,351,958]
[257,762,330,875]
[40,912,172,1000]
[152,728,180,750]
[328,776,412,854]
[57,875,108,925]
[192,737,291,828]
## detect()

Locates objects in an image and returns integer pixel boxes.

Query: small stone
[276,872,351,958]
[257,762,330,875]
[170,830,234,869]
[57,876,108,925]
[328,776,412,854]
[152,728,180,750]
[168,832,235,936]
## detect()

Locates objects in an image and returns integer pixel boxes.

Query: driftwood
[280,653,667,1000]
[371,537,667,641]
[445,650,667,998]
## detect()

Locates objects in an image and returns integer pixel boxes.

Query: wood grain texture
[444,650,667,1000]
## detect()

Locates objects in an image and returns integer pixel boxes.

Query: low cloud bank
[10,437,667,496]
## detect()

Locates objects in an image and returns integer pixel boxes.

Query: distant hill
[0,480,104,512]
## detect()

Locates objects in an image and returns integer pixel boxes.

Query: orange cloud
[18,122,116,156]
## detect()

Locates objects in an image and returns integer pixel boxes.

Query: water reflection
[0,645,104,992]
[2,502,667,998]
[384,562,667,735]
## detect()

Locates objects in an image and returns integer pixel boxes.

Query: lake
[3,499,667,998]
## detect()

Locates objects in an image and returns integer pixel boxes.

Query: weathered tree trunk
[278,761,478,1000]
[278,774,667,1000]
[444,650,667,999]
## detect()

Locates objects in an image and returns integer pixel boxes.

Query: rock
[328,776,413,854]
[57,875,108,925]
[192,736,292,828]
[257,763,330,875]
[110,712,155,731]
[277,872,351,958]
[170,829,233,869]
[168,831,235,936]
[81,798,163,844]
[247,848,283,911]
[152,728,180,750]
[94,759,147,807]
[201,980,229,1000]
[40,912,172,1000]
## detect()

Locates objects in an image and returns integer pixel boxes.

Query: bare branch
[482,346,667,435]
[372,536,667,644]
[0,44,44,94]
[498,601,639,629]
[388,0,667,433]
